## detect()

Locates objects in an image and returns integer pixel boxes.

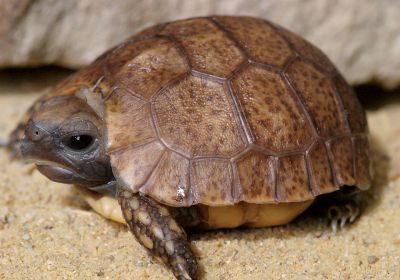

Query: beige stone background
[0,0,400,279]
[1,0,400,89]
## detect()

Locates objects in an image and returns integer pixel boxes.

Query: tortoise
[8,16,373,280]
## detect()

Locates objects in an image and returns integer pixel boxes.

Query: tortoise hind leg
[315,186,363,234]
[118,189,198,280]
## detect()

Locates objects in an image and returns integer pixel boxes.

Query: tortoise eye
[63,135,94,151]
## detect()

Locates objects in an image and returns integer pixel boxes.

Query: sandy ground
[0,69,399,280]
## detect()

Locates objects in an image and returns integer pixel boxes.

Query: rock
[0,0,399,89]
[0,0,31,37]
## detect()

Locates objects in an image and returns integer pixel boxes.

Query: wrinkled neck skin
[20,93,116,197]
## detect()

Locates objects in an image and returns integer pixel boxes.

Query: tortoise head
[20,95,113,188]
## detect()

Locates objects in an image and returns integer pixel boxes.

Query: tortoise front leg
[118,189,198,280]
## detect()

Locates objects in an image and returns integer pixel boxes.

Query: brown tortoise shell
[17,16,373,207]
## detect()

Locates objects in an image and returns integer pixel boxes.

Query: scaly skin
[118,189,198,280]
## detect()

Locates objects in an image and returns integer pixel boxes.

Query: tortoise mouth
[35,163,102,187]
[35,163,116,194]
[36,164,88,185]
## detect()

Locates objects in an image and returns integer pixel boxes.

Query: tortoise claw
[327,202,360,234]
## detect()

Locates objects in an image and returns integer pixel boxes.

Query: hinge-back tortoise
[9,16,373,280]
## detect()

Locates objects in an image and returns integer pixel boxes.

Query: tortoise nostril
[26,121,47,142]
[31,129,43,141]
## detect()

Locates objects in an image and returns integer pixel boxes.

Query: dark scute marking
[214,16,293,67]
[141,151,191,206]
[286,59,348,138]
[105,88,156,151]
[231,65,313,152]
[354,137,373,189]
[279,26,337,75]
[276,154,312,202]
[161,18,245,77]
[329,136,356,186]
[114,39,189,100]
[235,150,275,203]
[308,141,338,194]
[154,75,246,157]
[190,159,233,205]
[334,75,367,133]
